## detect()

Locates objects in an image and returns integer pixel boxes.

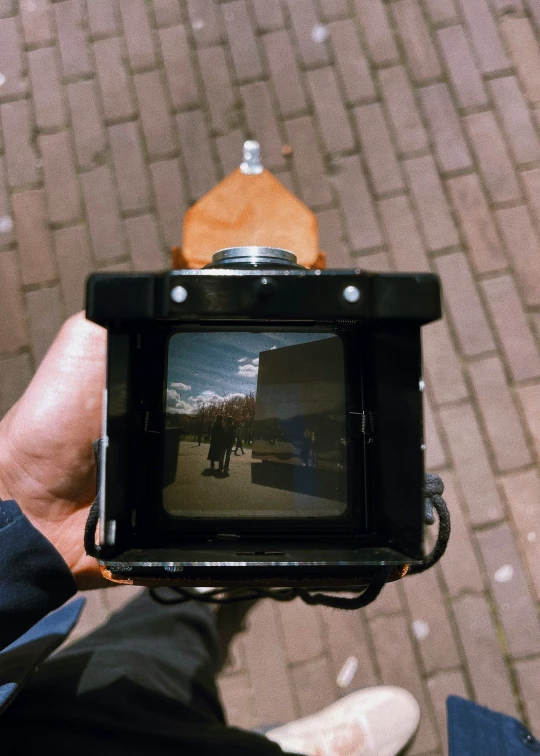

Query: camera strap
[84,440,450,610]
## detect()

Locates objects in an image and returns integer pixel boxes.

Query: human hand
[0,312,107,589]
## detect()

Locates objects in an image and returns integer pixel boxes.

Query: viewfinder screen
[163,331,347,518]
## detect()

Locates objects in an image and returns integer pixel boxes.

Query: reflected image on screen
[163,331,348,518]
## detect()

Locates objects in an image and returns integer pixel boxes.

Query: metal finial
[240,140,263,175]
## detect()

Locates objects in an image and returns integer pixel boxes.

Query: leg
[2,591,288,755]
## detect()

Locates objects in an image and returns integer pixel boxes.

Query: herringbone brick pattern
[1,1,540,752]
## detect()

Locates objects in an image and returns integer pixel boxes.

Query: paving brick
[469,355,532,471]
[12,190,56,286]
[427,670,469,756]
[284,116,331,208]
[464,112,521,205]
[456,0,509,74]
[40,132,81,225]
[354,0,399,66]
[186,0,223,47]
[402,568,460,674]
[118,0,157,71]
[252,0,284,32]
[500,17,540,105]
[54,224,93,316]
[356,250,392,271]
[424,0,459,23]
[1,101,39,188]
[353,104,403,196]
[319,0,349,20]
[93,37,136,122]
[243,600,297,724]
[54,0,92,78]
[0,251,29,353]
[152,0,181,28]
[81,166,126,261]
[452,593,519,717]
[489,76,540,166]
[240,82,286,171]
[28,48,66,132]
[424,392,447,470]
[419,84,472,174]
[285,0,329,68]
[67,80,106,168]
[108,121,151,213]
[431,472,485,594]
[434,252,495,356]
[125,213,166,271]
[197,45,237,133]
[86,0,118,37]
[445,174,507,275]
[515,659,540,738]
[365,577,402,618]
[481,276,540,383]
[441,401,505,526]
[159,25,199,111]
[317,605,379,691]
[26,286,65,367]
[19,0,54,46]
[496,205,540,307]
[523,168,540,236]
[422,319,469,405]
[489,0,524,13]
[0,0,13,17]
[290,656,337,717]
[331,155,383,252]
[501,470,540,602]
[380,195,429,271]
[0,352,32,417]
[391,0,442,84]
[328,20,375,106]
[404,157,459,251]
[516,383,540,459]
[437,26,489,109]
[176,110,219,200]
[216,129,245,176]
[263,30,308,118]
[306,68,355,155]
[222,0,263,83]
[0,158,13,250]
[95,259,132,272]
[315,208,351,268]
[149,159,187,248]
[134,71,176,159]
[0,18,27,100]
[379,68,428,157]
[477,522,540,658]
[278,598,325,664]
[529,1,540,38]
[370,614,439,754]
[217,673,257,730]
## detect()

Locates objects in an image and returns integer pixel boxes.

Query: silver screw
[419,379,425,392]
[343,285,361,303]
[171,285,188,303]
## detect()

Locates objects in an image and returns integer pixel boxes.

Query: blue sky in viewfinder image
[166,331,332,414]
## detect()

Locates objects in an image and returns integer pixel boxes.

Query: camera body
[86,247,441,588]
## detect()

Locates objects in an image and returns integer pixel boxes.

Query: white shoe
[266,686,420,756]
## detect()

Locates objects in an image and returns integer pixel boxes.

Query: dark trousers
[2,590,293,756]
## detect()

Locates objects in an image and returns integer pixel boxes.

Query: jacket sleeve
[0,498,77,650]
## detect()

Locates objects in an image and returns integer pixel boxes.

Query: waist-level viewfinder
[86,246,441,589]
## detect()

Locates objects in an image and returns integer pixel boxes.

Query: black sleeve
[0,499,77,650]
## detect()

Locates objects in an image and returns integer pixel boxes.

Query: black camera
[86,246,441,589]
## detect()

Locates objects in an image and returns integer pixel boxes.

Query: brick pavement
[1,1,540,753]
